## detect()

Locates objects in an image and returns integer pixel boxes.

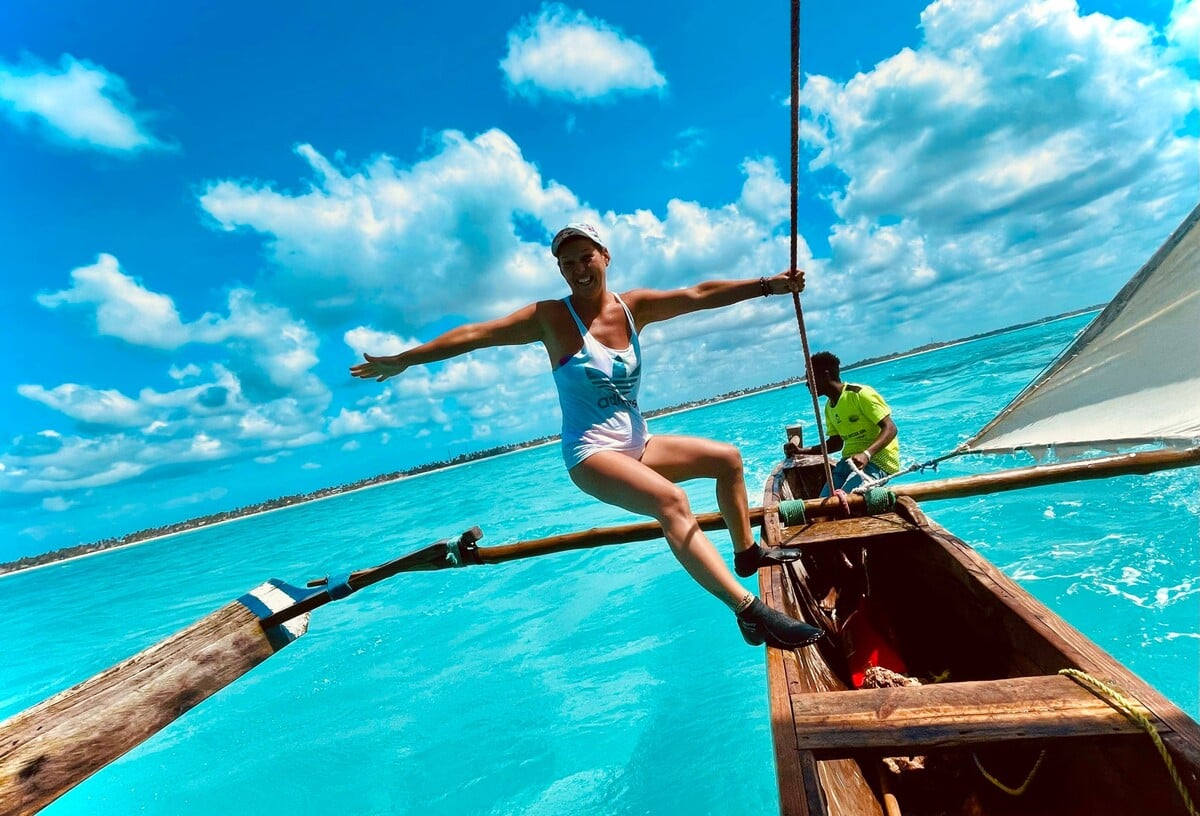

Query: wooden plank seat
[777,514,914,547]
[787,673,1157,759]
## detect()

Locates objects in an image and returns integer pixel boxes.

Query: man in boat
[786,351,900,494]
[352,223,824,650]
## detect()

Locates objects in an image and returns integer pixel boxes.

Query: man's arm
[847,416,897,468]
[785,435,844,457]
[625,269,804,328]
[350,302,544,382]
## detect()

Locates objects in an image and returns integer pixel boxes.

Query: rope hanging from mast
[787,0,837,495]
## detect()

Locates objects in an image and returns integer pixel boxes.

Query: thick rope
[777,489,894,524]
[778,499,807,526]
[787,0,836,496]
[862,488,896,514]
[1059,668,1200,816]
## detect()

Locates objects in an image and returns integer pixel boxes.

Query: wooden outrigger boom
[474,446,1200,554]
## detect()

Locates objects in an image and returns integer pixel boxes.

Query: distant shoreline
[842,304,1100,372]
[0,304,1101,578]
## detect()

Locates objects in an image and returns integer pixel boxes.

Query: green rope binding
[778,490,893,525]
[778,499,806,526]
[863,488,896,515]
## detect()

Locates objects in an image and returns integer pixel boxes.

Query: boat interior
[759,455,1199,816]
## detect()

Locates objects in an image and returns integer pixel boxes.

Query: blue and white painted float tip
[238,578,312,650]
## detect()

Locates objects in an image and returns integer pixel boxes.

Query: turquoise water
[2,313,1197,815]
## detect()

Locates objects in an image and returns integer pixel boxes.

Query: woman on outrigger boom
[351,223,824,649]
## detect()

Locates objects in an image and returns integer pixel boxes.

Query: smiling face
[556,237,610,297]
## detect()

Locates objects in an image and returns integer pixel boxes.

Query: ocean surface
[3,312,1197,815]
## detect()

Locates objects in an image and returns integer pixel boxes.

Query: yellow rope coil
[1059,668,1199,816]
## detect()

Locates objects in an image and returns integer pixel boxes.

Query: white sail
[961,203,1200,457]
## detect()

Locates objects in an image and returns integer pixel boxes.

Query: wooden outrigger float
[757,449,1200,815]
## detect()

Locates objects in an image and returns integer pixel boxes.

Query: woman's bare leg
[570,447,825,648]
[638,434,754,552]
[640,434,804,578]
[569,451,750,608]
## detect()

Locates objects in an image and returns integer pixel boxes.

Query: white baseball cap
[551,223,607,257]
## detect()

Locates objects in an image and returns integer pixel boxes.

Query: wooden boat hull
[759,462,1200,815]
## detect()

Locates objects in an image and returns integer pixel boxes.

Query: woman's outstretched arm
[625,269,804,329]
[350,302,544,382]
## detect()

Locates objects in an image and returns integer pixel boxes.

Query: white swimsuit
[552,294,652,469]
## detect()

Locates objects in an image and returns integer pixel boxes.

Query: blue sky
[1,0,1196,560]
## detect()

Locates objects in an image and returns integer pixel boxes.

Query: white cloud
[169,363,202,381]
[1166,0,1200,63]
[664,128,705,170]
[0,54,168,152]
[41,496,76,512]
[3,434,153,493]
[209,138,820,445]
[238,398,327,446]
[198,138,781,350]
[9,337,330,494]
[200,131,580,331]
[20,366,244,438]
[18,525,57,542]
[738,157,790,226]
[344,327,421,357]
[39,255,328,401]
[500,4,667,102]
[0,425,243,495]
[5,384,226,491]
[38,254,189,347]
[801,0,1199,337]
[601,197,810,293]
[198,290,326,400]
[13,0,1195,500]
[17,383,147,427]
[332,343,558,441]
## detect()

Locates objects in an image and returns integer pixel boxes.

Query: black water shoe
[736,598,825,649]
[734,543,802,577]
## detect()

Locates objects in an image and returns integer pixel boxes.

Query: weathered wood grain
[0,601,301,815]
[788,674,1149,756]
[777,516,912,548]
[892,496,1200,805]
[761,481,884,815]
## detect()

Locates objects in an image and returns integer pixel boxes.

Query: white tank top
[552,294,652,468]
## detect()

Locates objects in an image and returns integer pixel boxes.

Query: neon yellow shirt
[824,384,900,474]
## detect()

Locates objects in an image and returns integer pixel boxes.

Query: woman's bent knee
[657,484,694,525]
[716,443,744,478]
